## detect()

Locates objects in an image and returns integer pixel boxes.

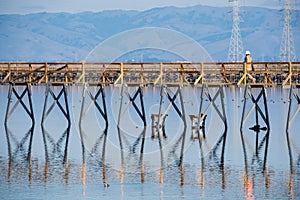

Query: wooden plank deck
[0,62,299,86]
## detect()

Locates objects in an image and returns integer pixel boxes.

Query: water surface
[0,85,299,199]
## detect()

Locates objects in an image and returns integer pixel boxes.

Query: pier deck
[0,62,300,86]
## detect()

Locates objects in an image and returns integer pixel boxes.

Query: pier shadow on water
[0,84,300,199]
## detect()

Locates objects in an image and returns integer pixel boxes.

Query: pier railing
[0,62,299,86]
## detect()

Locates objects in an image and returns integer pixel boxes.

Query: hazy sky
[1,0,298,14]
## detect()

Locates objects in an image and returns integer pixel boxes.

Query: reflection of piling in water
[140,162,145,183]
[240,85,270,171]
[159,167,163,184]
[195,163,205,189]
[78,83,109,184]
[5,83,300,187]
[4,84,35,182]
[41,84,71,167]
[286,85,300,196]
[241,132,255,200]
[189,85,228,189]
[195,85,227,166]
[197,133,206,189]
[5,126,35,182]
[117,84,147,183]
[81,164,86,186]
[241,128,255,199]
[5,126,35,162]
[156,86,165,183]
[117,84,125,183]
[41,126,71,161]
[180,164,184,186]
[244,173,254,200]
[288,172,294,199]
[240,85,270,197]
[41,125,71,182]
[177,85,187,167]
[152,85,187,182]
[139,127,146,183]
[5,84,35,161]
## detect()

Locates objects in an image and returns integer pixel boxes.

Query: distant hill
[0,5,299,62]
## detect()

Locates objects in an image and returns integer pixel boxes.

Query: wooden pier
[0,62,300,86]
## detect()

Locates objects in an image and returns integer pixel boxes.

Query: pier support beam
[286,85,300,173]
[195,85,227,166]
[117,84,147,127]
[240,85,270,171]
[286,85,300,132]
[116,84,147,183]
[152,84,187,184]
[4,84,35,161]
[41,84,71,167]
[152,85,187,140]
[78,83,109,185]
[41,84,71,126]
[79,83,108,163]
[5,83,35,126]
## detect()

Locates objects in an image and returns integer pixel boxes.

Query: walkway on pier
[1,62,300,86]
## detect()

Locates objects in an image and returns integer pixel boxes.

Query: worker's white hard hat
[245,50,251,55]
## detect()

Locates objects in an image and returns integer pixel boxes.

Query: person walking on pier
[244,51,256,83]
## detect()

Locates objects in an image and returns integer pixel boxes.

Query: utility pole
[227,0,244,62]
[279,0,296,62]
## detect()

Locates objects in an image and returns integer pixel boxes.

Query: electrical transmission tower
[227,0,244,62]
[279,0,296,62]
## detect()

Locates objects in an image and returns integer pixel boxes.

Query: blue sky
[1,0,299,14]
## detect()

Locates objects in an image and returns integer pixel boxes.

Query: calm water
[0,85,299,199]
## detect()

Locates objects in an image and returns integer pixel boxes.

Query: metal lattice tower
[227,0,244,62]
[279,0,296,62]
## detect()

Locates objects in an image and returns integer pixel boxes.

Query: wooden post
[65,64,68,85]
[45,63,48,84]
[29,64,32,84]
[237,63,247,86]
[282,62,293,86]
[289,62,292,86]
[82,62,85,84]
[113,63,124,85]
[194,62,204,85]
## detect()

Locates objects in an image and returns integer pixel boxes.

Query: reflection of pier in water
[4,84,35,182]
[240,85,271,199]
[78,83,108,185]
[41,84,71,183]
[1,83,300,192]
[285,85,300,199]
[240,85,270,170]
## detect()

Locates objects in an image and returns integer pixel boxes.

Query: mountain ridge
[0,5,299,62]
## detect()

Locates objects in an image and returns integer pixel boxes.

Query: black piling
[79,83,108,166]
[286,85,300,173]
[4,83,35,162]
[196,85,227,166]
[41,83,71,166]
[240,85,270,171]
